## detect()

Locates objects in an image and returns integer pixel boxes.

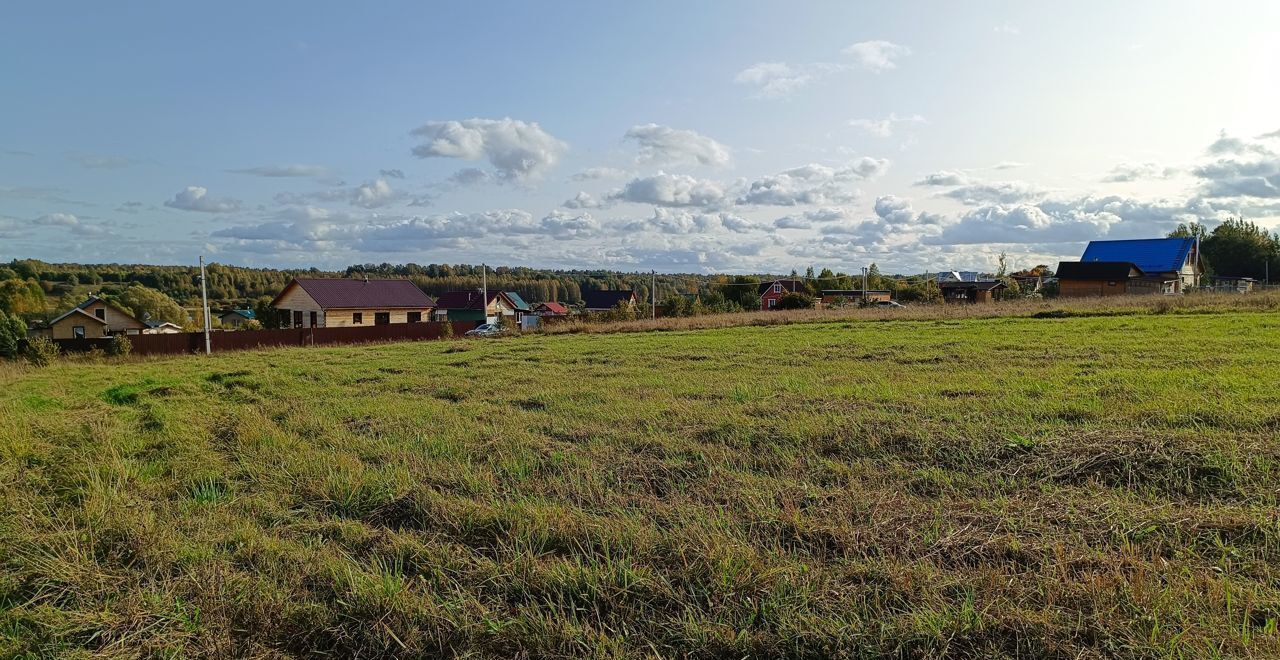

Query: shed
[939,280,1006,304]
[582,290,638,312]
[820,289,892,306]
[1055,261,1164,297]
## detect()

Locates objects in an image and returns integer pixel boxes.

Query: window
[767,298,777,308]
[309,311,318,327]
[772,283,782,293]
[374,312,390,325]
[407,312,421,323]
[95,308,105,320]
[353,312,363,324]
[73,325,85,339]
[292,310,303,327]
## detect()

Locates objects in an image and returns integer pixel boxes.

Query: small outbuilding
[1055,261,1164,297]
[218,308,256,328]
[939,280,1006,304]
[533,301,570,317]
[820,289,892,306]
[583,290,639,313]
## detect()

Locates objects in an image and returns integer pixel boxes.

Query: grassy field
[3,305,1280,657]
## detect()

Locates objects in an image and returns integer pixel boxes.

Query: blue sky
[2,1,1278,274]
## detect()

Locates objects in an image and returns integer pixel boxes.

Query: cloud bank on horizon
[2,2,1278,274]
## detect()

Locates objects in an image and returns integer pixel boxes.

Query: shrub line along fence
[51,321,481,357]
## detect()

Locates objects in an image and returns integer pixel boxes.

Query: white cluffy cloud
[914,170,972,186]
[571,167,630,181]
[848,113,926,137]
[229,164,331,178]
[842,40,912,73]
[164,186,242,213]
[624,124,731,168]
[410,117,567,181]
[1101,162,1179,183]
[735,39,911,97]
[351,179,397,208]
[607,172,728,208]
[734,62,820,98]
[737,159,888,206]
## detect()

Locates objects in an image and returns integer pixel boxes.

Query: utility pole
[199,256,211,355]
[862,266,868,294]
[651,270,656,320]
[481,263,488,324]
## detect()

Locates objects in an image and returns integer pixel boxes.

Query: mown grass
[2,303,1280,658]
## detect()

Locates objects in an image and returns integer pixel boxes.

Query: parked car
[464,323,502,337]
[875,300,905,308]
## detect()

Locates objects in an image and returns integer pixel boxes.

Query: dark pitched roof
[757,279,807,297]
[1081,237,1194,274]
[1056,261,1144,280]
[503,291,532,312]
[433,290,523,311]
[939,280,1006,291]
[434,291,488,310]
[583,290,637,309]
[276,278,435,309]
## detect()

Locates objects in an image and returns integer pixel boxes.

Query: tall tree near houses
[866,263,883,290]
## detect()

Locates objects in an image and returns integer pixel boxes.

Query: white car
[875,300,904,308]
[464,323,502,337]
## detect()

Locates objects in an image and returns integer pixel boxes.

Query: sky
[2,1,1278,275]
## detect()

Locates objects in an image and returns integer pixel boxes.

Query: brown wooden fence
[52,321,480,357]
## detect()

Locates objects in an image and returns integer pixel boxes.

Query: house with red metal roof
[269,277,436,328]
[533,301,570,317]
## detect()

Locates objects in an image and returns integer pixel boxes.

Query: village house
[1055,262,1162,297]
[533,301,570,317]
[218,308,256,328]
[47,296,148,339]
[432,290,523,324]
[270,277,436,328]
[757,279,807,310]
[1010,274,1043,294]
[1079,237,1201,293]
[582,290,638,313]
[144,320,184,334]
[819,289,892,306]
[939,280,1006,304]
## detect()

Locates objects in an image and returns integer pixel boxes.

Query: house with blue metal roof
[1078,237,1202,292]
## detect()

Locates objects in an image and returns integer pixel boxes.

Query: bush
[777,292,815,310]
[107,333,133,357]
[0,309,26,358]
[25,336,60,367]
[440,320,454,339]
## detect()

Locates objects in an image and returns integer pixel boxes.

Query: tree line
[1169,218,1280,281]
